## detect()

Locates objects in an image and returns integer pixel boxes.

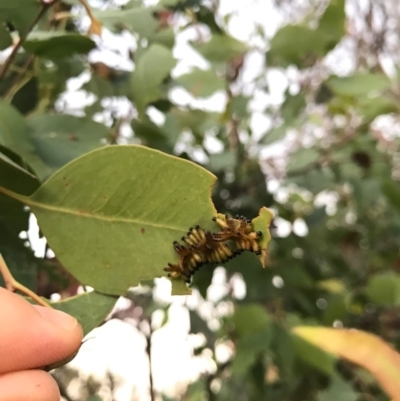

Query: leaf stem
[0,254,51,308]
[0,0,58,80]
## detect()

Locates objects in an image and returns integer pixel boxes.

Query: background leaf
[24,32,96,59]
[131,44,176,114]
[365,273,400,306]
[191,34,247,62]
[28,114,108,173]
[318,376,358,401]
[287,147,320,171]
[94,7,158,37]
[0,0,41,36]
[267,25,328,67]
[318,0,345,50]
[0,24,12,50]
[326,73,390,96]
[0,99,50,179]
[382,179,400,213]
[51,291,118,336]
[175,68,225,97]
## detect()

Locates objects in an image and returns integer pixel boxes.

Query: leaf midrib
[26,197,185,231]
[0,186,185,232]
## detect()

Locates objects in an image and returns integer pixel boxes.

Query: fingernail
[35,306,78,330]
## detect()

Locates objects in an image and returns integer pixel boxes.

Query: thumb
[0,287,83,374]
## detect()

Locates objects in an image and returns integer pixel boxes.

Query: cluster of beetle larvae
[164,214,263,283]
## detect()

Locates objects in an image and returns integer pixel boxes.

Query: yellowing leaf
[317,279,345,294]
[293,326,400,401]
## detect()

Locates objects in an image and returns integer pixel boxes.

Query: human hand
[0,287,83,401]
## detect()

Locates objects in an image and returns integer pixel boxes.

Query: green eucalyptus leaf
[267,25,328,68]
[268,0,344,68]
[287,147,320,172]
[175,68,225,98]
[191,34,247,63]
[318,0,346,50]
[0,151,39,194]
[24,32,96,59]
[318,376,358,401]
[27,114,108,174]
[0,99,51,180]
[0,146,217,296]
[0,146,271,296]
[365,273,400,306]
[231,304,271,337]
[260,125,287,145]
[208,151,236,172]
[0,0,41,36]
[282,92,306,124]
[0,23,12,50]
[131,44,176,114]
[357,95,397,119]
[0,152,38,237]
[94,7,158,37]
[230,304,273,374]
[149,26,175,48]
[326,73,391,97]
[232,326,271,375]
[51,291,118,336]
[171,108,221,136]
[382,179,400,213]
[82,75,115,99]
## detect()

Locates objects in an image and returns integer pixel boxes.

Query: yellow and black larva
[163,215,263,283]
[213,215,263,254]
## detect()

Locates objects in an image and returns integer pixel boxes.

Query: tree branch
[0,0,58,80]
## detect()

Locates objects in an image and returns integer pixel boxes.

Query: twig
[77,0,102,35]
[3,55,35,100]
[145,320,155,401]
[0,1,58,80]
[0,254,51,308]
[205,361,230,401]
